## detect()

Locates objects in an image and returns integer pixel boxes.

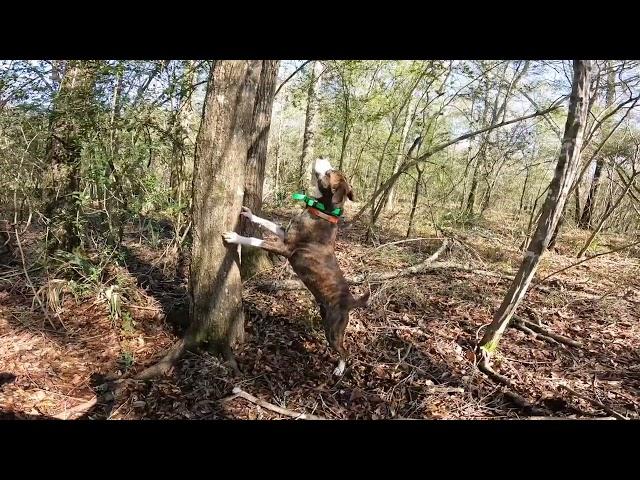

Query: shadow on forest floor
[1,209,639,419]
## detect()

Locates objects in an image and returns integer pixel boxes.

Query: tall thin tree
[476,60,591,367]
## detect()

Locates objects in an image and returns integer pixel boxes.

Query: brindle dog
[222,158,369,376]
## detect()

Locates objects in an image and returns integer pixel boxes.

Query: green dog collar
[291,193,342,216]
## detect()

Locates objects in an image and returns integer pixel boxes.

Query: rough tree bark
[240,60,279,280]
[476,60,591,363]
[190,60,260,354]
[137,61,261,380]
[43,60,99,253]
[298,61,323,191]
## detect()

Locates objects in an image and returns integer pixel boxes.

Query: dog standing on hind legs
[222,158,369,376]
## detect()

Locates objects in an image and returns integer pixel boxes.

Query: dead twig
[228,387,325,420]
[522,416,617,420]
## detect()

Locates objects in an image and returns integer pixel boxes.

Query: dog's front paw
[240,206,253,221]
[333,360,346,377]
[222,231,239,244]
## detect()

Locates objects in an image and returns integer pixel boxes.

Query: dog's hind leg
[324,311,350,377]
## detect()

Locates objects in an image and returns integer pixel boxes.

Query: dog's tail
[349,289,370,309]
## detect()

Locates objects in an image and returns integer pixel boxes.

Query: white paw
[333,359,346,377]
[240,206,253,221]
[222,231,239,244]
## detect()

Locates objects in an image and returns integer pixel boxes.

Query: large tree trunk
[240,60,279,280]
[298,61,323,191]
[578,62,616,229]
[189,60,260,358]
[43,60,99,253]
[476,60,591,361]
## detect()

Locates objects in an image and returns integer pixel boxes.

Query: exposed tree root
[513,319,543,340]
[516,318,582,348]
[135,338,188,380]
[135,336,242,380]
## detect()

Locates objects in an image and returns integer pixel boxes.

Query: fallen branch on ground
[513,319,544,340]
[558,384,628,420]
[351,238,451,283]
[424,386,465,394]
[226,387,325,420]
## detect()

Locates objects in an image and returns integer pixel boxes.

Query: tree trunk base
[135,333,244,381]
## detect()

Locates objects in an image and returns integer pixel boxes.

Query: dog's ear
[346,185,355,202]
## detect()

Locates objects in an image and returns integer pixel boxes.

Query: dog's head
[310,158,354,208]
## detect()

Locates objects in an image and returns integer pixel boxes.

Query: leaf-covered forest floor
[1,207,639,420]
